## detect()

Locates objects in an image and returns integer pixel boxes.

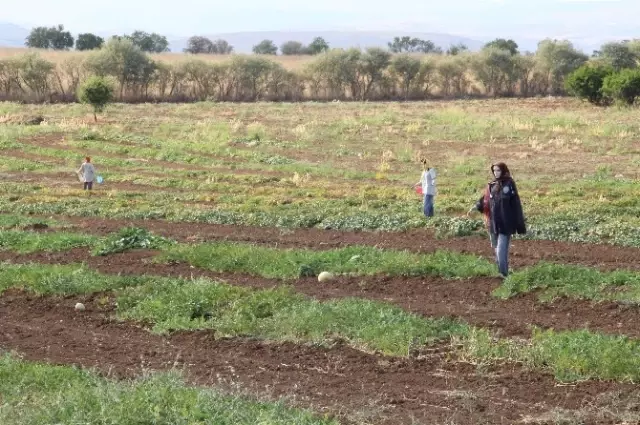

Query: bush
[602,68,640,105]
[565,63,614,105]
[78,76,114,121]
[93,227,174,256]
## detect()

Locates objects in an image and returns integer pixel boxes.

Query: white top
[78,163,95,182]
[420,168,436,195]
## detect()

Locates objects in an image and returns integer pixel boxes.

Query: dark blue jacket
[475,178,526,235]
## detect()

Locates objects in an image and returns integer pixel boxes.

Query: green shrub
[78,75,114,121]
[565,63,614,105]
[602,68,640,105]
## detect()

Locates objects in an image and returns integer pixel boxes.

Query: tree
[253,40,278,55]
[602,68,640,105]
[358,47,392,99]
[484,38,519,55]
[86,38,157,100]
[415,40,442,54]
[76,33,104,51]
[308,37,329,55]
[126,31,169,53]
[211,39,233,54]
[25,25,74,50]
[17,53,55,100]
[473,47,518,96]
[184,37,233,54]
[536,39,588,94]
[388,36,441,54]
[281,41,307,55]
[78,76,114,121]
[565,63,614,105]
[391,54,421,99]
[184,36,214,54]
[447,43,468,56]
[595,42,637,71]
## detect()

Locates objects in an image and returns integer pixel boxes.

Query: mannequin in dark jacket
[469,162,526,277]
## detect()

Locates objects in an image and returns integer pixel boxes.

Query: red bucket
[415,186,423,195]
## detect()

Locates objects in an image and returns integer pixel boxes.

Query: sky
[3,0,637,44]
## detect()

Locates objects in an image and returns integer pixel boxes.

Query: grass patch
[0,214,66,230]
[0,263,147,295]
[0,229,96,254]
[494,262,640,302]
[463,328,640,383]
[158,242,497,279]
[117,277,469,356]
[0,354,337,425]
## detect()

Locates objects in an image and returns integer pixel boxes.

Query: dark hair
[491,162,511,179]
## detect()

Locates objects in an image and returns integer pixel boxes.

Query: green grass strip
[0,230,97,254]
[158,242,496,279]
[494,262,640,302]
[464,328,640,383]
[0,354,337,425]
[0,214,66,230]
[0,263,147,295]
[116,277,469,355]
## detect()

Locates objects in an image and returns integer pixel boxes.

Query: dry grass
[0,47,451,71]
[0,47,323,71]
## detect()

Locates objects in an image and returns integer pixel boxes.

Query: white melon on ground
[318,271,334,282]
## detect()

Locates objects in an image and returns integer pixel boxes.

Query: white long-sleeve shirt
[420,168,436,196]
[78,162,95,183]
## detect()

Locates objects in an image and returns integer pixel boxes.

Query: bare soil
[2,248,640,340]
[0,289,635,425]
[47,213,640,271]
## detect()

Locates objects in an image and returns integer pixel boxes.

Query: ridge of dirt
[2,248,640,340]
[0,289,635,425]
[38,213,640,272]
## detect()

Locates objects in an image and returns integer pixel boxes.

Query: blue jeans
[423,195,434,217]
[490,232,511,277]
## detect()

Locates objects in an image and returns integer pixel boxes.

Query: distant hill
[0,22,29,47]
[168,31,485,53]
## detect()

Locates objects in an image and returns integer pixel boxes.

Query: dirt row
[40,213,640,272]
[1,289,637,425]
[2,248,639,340]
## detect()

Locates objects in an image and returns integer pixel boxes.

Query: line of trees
[25,25,169,53]
[8,34,640,105]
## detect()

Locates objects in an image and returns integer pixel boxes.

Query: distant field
[2,97,640,424]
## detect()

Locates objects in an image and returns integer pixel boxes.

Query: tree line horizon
[3,24,640,105]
